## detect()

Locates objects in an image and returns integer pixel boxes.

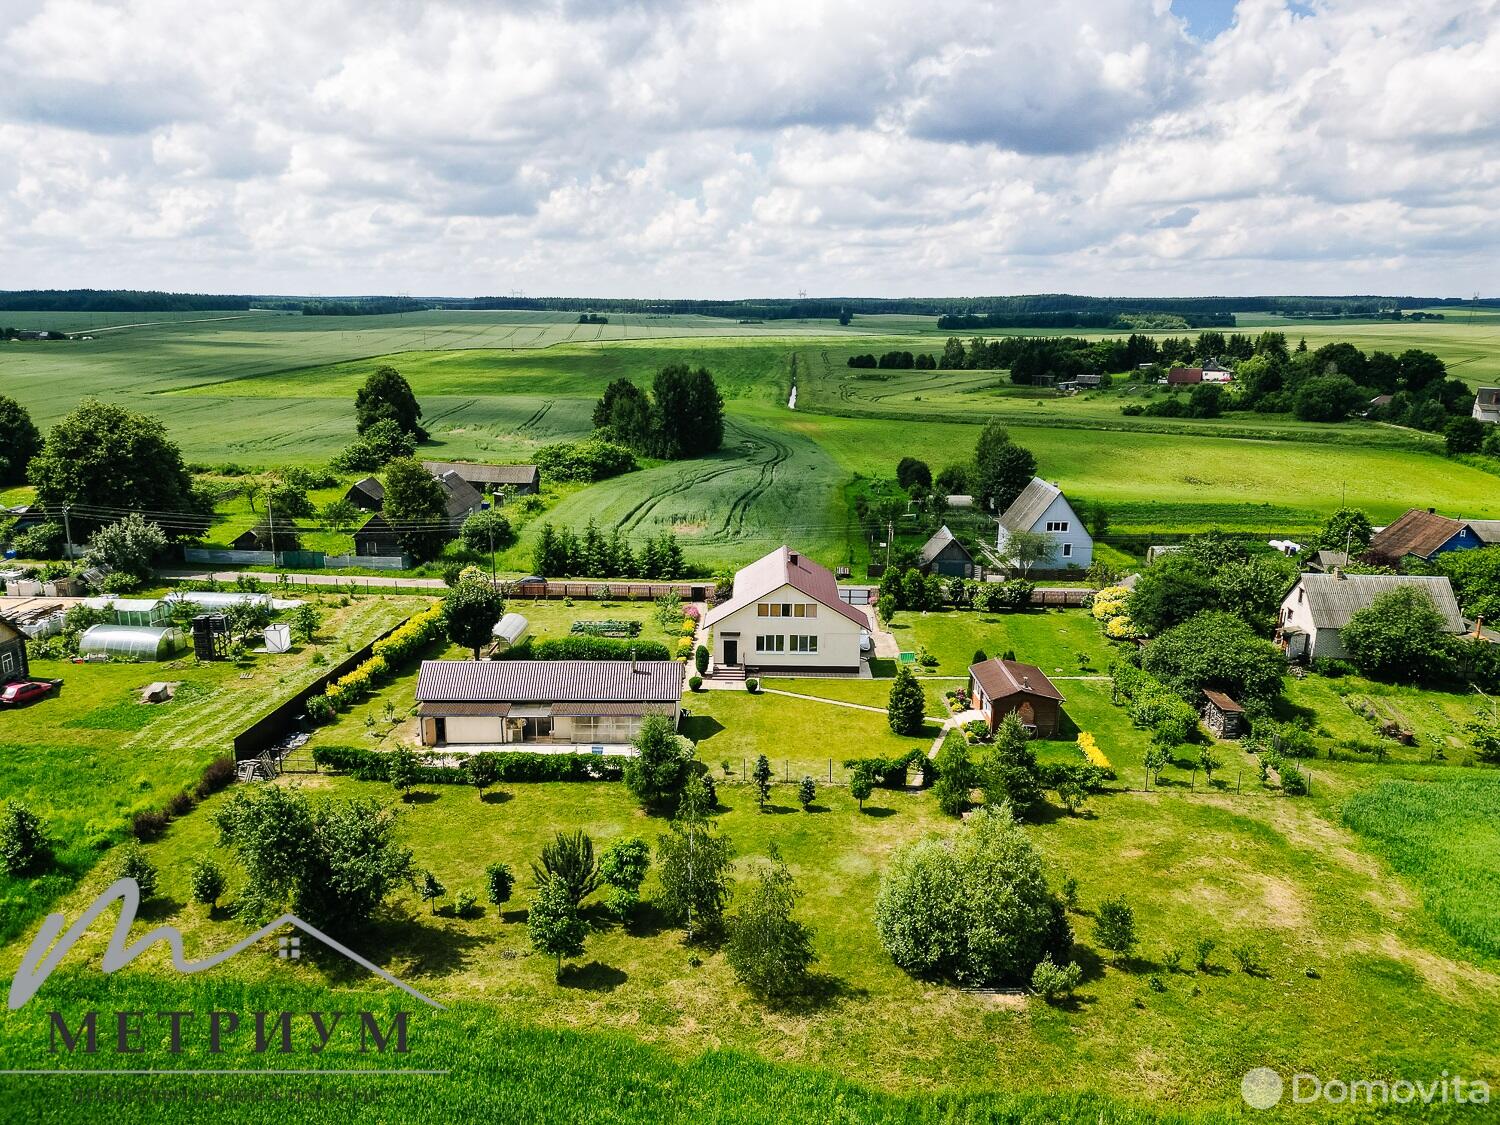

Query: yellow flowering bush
[1077,731,1111,770]
[1104,615,1141,640]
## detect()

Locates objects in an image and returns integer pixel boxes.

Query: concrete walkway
[929,707,987,757]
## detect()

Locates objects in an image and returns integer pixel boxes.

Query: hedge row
[311,745,624,782]
[323,605,445,714]
[1110,660,1197,744]
[502,636,675,662]
[842,748,930,788]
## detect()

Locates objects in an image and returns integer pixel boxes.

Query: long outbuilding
[415,659,682,749]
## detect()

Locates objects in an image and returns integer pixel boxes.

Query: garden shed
[1201,690,1245,739]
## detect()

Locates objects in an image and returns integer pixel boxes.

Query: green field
[2,582,1499,1121]
[6,311,1500,567]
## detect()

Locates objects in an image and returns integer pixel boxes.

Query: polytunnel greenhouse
[77,625,182,661]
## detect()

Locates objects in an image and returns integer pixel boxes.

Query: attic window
[1045,521,1069,532]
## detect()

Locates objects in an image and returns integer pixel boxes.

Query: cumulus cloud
[0,0,1497,295]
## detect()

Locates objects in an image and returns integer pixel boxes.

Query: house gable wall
[712,581,862,671]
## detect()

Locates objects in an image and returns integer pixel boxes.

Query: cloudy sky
[1,0,1497,298]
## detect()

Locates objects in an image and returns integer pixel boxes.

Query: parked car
[0,680,57,706]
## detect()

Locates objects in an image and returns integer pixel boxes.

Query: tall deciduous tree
[973,420,1037,512]
[443,577,504,658]
[655,776,733,940]
[0,394,41,485]
[85,513,168,582]
[382,457,450,561]
[528,875,586,981]
[355,365,426,440]
[1341,586,1456,683]
[874,805,1070,985]
[212,786,414,935]
[29,399,207,541]
[623,714,693,812]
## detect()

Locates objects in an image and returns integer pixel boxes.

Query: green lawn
[885,607,1115,678]
[0,594,430,941]
[15,751,1497,1120]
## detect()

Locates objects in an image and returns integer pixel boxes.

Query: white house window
[1045,520,1070,532]
[791,603,816,618]
[757,604,769,616]
[789,635,818,653]
[755,634,785,652]
[1061,543,1072,558]
[0,652,12,676]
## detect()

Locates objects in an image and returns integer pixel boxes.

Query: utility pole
[61,504,74,560]
[267,482,279,569]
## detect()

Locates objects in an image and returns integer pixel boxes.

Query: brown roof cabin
[1166,367,1204,385]
[968,657,1065,738]
[0,613,29,683]
[1201,690,1245,739]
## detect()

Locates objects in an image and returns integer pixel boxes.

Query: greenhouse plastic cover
[164,591,302,610]
[77,625,181,660]
[491,612,530,647]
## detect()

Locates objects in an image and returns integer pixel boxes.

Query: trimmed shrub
[311,746,625,783]
[504,637,674,662]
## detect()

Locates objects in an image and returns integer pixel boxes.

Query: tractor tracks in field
[611,420,793,540]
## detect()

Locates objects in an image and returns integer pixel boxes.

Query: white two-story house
[996,477,1093,572]
[704,546,868,676]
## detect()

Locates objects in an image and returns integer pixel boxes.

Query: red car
[0,681,55,706]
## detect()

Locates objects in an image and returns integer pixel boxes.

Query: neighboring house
[1365,394,1394,416]
[415,659,681,748]
[422,460,540,495]
[1167,367,1204,385]
[1201,359,1234,383]
[344,477,385,511]
[703,546,868,675]
[1277,572,1465,662]
[1467,520,1500,547]
[1473,388,1500,424]
[0,613,29,682]
[230,524,300,553]
[1308,550,1350,573]
[996,477,1093,570]
[968,657,1065,737]
[917,525,976,578]
[1364,509,1483,567]
[435,471,485,520]
[354,513,401,557]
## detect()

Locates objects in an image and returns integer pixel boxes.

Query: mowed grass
[0,595,429,941]
[15,752,1499,1119]
[1341,774,1500,958]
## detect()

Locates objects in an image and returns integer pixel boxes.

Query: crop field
[6,311,1500,565]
